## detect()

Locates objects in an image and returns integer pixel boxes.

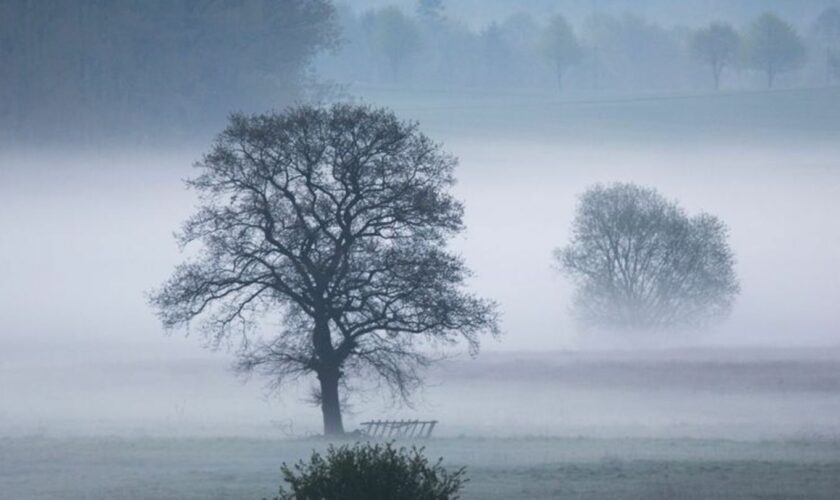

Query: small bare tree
[743,12,806,88]
[556,183,738,333]
[813,7,840,85]
[690,22,740,90]
[150,104,498,435]
[540,14,582,90]
[364,7,422,83]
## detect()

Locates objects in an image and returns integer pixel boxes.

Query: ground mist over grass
[3,435,840,499]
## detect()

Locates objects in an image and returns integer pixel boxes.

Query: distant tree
[743,13,806,88]
[582,13,684,92]
[500,11,540,50]
[416,0,445,24]
[690,22,740,89]
[151,104,499,436]
[813,7,840,85]
[364,7,422,82]
[830,51,840,82]
[539,14,582,90]
[556,183,739,333]
[479,22,515,87]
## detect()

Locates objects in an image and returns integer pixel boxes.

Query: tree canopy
[690,22,740,89]
[556,183,739,333]
[363,6,422,82]
[151,103,499,435]
[743,12,806,88]
[540,14,582,89]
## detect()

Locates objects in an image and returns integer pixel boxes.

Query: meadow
[4,349,840,499]
[4,430,840,498]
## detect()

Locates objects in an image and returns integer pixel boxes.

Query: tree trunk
[712,63,721,90]
[312,314,344,436]
[318,366,344,436]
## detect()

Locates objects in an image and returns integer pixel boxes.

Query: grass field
[350,85,840,144]
[3,436,840,499]
[4,350,840,499]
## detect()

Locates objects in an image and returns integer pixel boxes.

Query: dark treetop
[151,104,498,434]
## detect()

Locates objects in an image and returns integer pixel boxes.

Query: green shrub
[268,441,467,500]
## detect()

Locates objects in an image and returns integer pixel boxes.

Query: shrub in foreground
[268,442,467,500]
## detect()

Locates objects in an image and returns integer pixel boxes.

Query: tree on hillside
[690,22,740,89]
[150,104,499,436]
[813,7,840,85]
[582,13,684,92]
[743,13,806,88]
[540,14,582,90]
[364,7,422,83]
[556,183,739,333]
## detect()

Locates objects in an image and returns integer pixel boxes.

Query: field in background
[347,85,840,144]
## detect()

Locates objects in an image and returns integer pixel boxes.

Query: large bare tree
[556,183,738,333]
[150,104,498,435]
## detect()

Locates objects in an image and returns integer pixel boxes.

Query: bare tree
[150,104,498,436]
[540,14,582,90]
[813,7,840,85]
[556,183,738,333]
[690,22,740,90]
[364,7,422,83]
[743,12,806,88]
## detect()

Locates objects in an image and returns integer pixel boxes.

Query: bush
[268,442,467,500]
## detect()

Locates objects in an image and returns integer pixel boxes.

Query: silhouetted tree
[743,13,806,88]
[690,22,740,89]
[151,104,499,436]
[813,7,840,85]
[556,183,738,333]
[540,14,582,89]
[364,7,422,83]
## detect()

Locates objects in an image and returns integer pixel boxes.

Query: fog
[3,94,839,436]
[2,2,840,498]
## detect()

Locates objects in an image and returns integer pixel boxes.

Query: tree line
[320,2,840,92]
[4,2,838,143]
[0,0,338,143]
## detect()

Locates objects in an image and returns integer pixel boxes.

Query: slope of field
[350,86,840,145]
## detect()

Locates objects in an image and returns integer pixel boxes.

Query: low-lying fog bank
[2,348,839,440]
